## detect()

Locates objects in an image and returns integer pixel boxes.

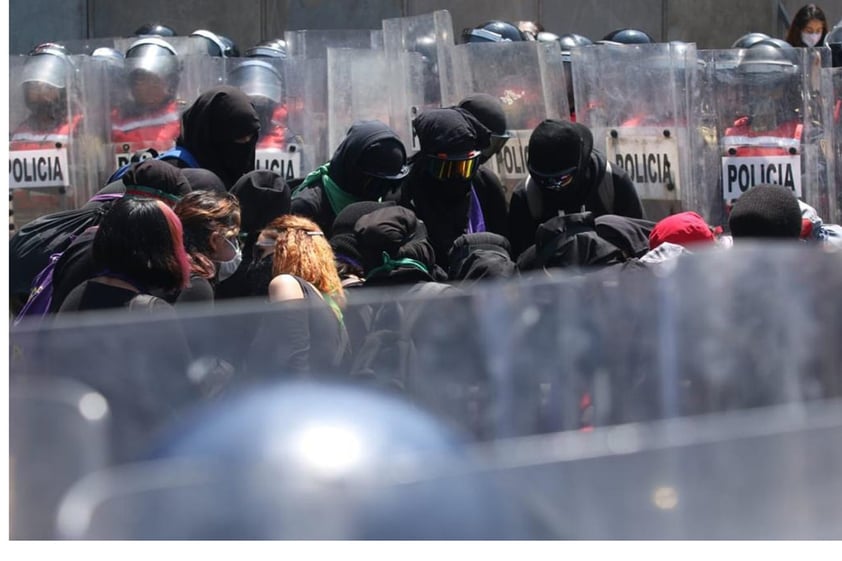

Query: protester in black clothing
[329,200,398,288]
[457,93,512,240]
[181,168,227,194]
[58,197,190,313]
[51,160,193,312]
[173,190,242,304]
[174,85,261,189]
[291,120,409,237]
[447,232,516,284]
[399,107,508,271]
[216,170,291,300]
[246,215,349,378]
[508,119,643,259]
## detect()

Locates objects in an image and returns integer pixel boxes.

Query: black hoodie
[291,120,407,237]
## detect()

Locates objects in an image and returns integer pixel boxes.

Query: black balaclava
[527,119,596,217]
[328,120,407,200]
[178,85,261,189]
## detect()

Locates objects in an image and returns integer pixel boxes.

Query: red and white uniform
[10,113,83,150]
[723,117,802,157]
[111,100,181,153]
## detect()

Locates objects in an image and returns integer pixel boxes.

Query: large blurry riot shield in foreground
[573,43,697,221]
[695,47,829,228]
[9,244,842,538]
[10,376,111,539]
[109,53,224,174]
[9,53,106,227]
[439,41,569,195]
[226,57,300,180]
[483,399,842,538]
[382,10,455,151]
[326,48,420,157]
[822,66,842,225]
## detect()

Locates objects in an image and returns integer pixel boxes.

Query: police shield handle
[721,155,802,199]
[9,148,72,189]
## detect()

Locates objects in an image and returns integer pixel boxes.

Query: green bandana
[293,163,359,216]
[367,251,430,279]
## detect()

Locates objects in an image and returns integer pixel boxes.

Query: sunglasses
[531,166,578,190]
[426,151,481,181]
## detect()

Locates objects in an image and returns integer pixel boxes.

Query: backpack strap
[525,176,543,222]
[597,160,615,214]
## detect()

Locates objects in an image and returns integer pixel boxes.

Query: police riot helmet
[824,21,842,67]
[246,39,288,59]
[91,46,125,66]
[125,37,180,94]
[602,28,655,44]
[731,32,771,49]
[134,23,177,37]
[558,33,594,62]
[462,20,526,43]
[22,43,74,89]
[738,41,798,76]
[227,59,283,104]
[190,29,236,57]
[130,381,529,539]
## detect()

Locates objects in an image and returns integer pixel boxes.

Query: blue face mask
[216,236,242,282]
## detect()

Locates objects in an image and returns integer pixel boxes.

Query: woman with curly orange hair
[246,215,350,378]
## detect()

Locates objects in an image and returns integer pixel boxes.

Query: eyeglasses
[426,151,482,181]
[530,166,578,191]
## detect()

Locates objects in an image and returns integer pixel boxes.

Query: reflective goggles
[426,151,482,181]
[530,166,578,191]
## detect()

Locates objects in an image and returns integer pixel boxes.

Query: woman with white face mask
[173,189,242,304]
[785,4,829,48]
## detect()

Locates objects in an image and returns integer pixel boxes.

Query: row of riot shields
[10,243,842,538]
[8,52,224,227]
[573,43,840,227]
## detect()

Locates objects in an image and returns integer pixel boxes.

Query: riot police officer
[227,59,287,150]
[110,37,183,157]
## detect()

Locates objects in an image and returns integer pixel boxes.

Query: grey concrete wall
[9,0,842,54]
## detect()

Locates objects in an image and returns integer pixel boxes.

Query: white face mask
[216,237,242,282]
[801,32,821,47]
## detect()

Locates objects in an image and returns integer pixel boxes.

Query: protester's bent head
[728,184,803,240]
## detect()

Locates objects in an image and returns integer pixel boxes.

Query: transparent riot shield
[108,52,224,175]
[821,66,842,226]
[326,47,420,157]
[573,42,698,222]
[281,30,382,175]
[10,376,111,539]
[283,29,383,59]
[225,57,300,181]
[382,10,455,151]
[439,40,569,195]
[695,48,830,228]
[9,53,106,228]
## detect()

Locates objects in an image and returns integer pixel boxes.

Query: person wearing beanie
[48,160,194,313]
[648,211,717,250]
[508,119,643,259]
[217,170,291,300]
[291,120,409,237]
[728,184,803,240]
[397,107,509,271]
[329,200,398,288]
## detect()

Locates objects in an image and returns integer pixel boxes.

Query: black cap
[357,138,409,180]
[527,119,593,176]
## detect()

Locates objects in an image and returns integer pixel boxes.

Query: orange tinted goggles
[426,151,481,181]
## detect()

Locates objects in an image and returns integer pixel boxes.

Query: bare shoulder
[268,274,305,302]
